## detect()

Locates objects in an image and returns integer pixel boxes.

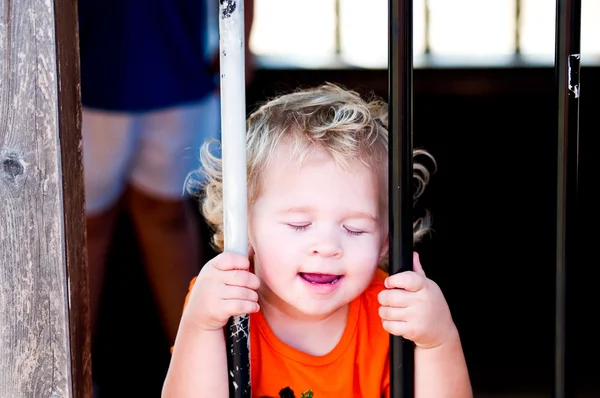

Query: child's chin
[293,299,349,319]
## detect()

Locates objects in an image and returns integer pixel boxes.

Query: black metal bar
[388,0,415,397]
[554,1,581,398]
[226,316,251,398]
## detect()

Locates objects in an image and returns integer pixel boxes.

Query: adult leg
[82,108,137,340]
[126,93,220,344]
[126,188,201,343]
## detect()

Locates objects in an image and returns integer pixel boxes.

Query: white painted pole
[218,1,250,397]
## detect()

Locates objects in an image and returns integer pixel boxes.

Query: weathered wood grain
[0,0,90,396]
[53,0,91,397]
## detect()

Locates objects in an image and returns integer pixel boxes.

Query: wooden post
[0,0,91,397]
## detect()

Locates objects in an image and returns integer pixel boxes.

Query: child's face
[249,145,388,319]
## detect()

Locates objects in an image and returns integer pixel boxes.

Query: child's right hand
[181,252,261,332]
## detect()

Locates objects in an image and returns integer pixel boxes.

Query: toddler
[163,83,472,398]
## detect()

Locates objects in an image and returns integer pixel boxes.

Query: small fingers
[378,288,411,307]
[210,252,250,272]
[378,305,410,322]
[222,285,259,303]
[221,299,260,318]
[381,320,415,341]
[223,269,261,290]
[384,271,425,292]
[412,252,426,276]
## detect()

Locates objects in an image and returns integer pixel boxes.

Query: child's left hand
[378,252,457,349]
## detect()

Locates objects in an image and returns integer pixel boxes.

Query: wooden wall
[0,0,91,397]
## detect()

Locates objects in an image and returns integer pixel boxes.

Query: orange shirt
[179,269,390,398]
[250,268,390,398]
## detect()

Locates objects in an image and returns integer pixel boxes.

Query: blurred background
[90,0,599,396]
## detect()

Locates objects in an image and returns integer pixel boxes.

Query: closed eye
[288,224,310,231]
[344,227,365,236]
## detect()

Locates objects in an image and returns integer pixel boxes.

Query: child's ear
[379,235,389,259]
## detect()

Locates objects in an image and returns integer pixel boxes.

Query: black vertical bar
[226,316,250,398]
[554,1,581,398]
[388,0,415,397]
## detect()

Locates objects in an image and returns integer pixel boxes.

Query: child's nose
[310,239,342,259]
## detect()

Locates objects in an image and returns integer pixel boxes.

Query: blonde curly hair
[187,83,435,270]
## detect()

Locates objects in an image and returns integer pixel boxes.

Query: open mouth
[299,272,342,284]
